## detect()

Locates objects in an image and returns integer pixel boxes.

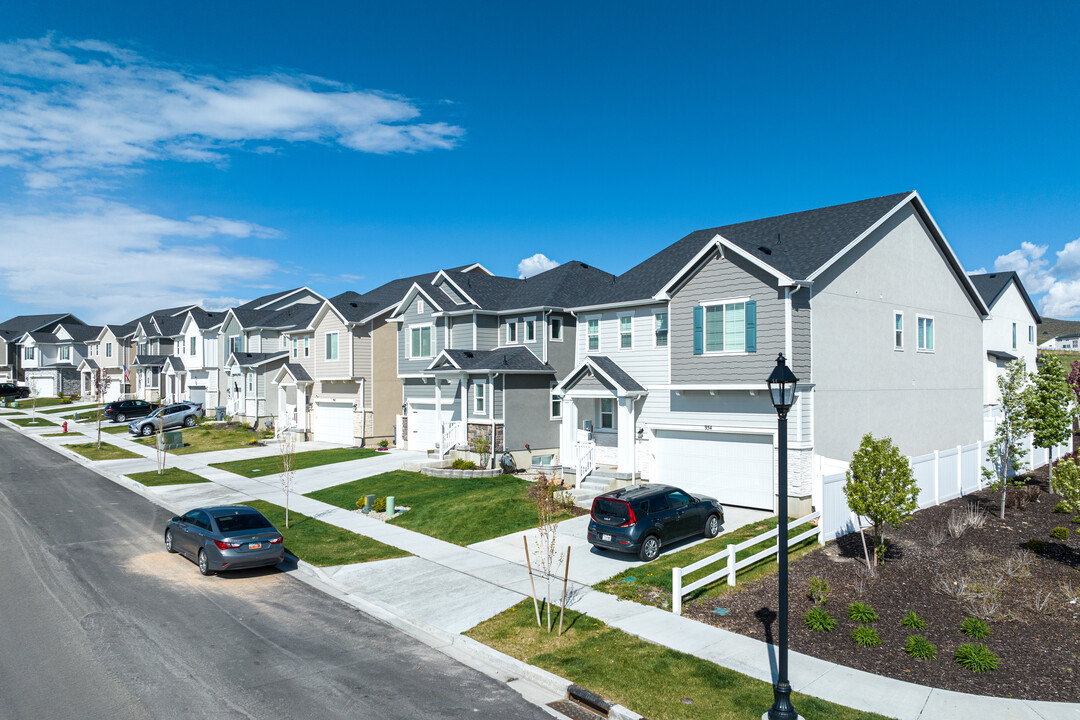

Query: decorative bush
[451,458,478,470]
[847,602,878,624]
[1051,526,1069,541]
[852,626,881,648]
[960,616,990,639]
[803,607,837,632]
[1054,501,1070,513]
[901,610,926,630]
[903,635,937,660]
[372,497,387,513]
[955,643,999,672]
[378,440,389,449]
[1025,538,1047,553]
[807,576,829,605]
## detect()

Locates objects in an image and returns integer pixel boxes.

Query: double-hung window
[24,347,33,360]
[586,318,600,352]
[599,398,614,429]
[474,381,486,414]
[525,319,535,342]
[292,337,298,358]
[228,336,241,355]
[894,312,904,350]
[1028,325,1035,344]
[60,346,70,361]
[189,337,196,356]
[1011,323,1017,350]
[550,386,562,419]
[550,316,563,341]
[654,312,668,348]
[917,316,935,351]
[246,373,253,393]
[303,337,310,357]
[325,332,339,360]
[410,326,432,358]
[619,315,633,350]
[694,300,756,354]
[507,320,518,344]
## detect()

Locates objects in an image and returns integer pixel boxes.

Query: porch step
[588,467,641,482]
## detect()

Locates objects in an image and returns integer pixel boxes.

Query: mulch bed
[686,466,1080,703]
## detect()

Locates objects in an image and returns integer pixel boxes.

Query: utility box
[158,430,183,451]
[215,406,226,421]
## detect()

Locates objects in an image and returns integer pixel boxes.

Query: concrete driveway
[469,505,772,585]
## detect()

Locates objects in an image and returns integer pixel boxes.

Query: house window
[894,312,903,350]
[1011,323,1017,349]
[506,320,518,344]
[138,342,148,355]
[410,326,432,358]
[704,302,746,353]
[246,373,253,393]
[446,317,454,349]
[599,398,614,429]
[189,337,195,356]
[1029,325,1035,344]
[525,319,535,342]
[292,337,298,358]
[304,337,310,357]
[550,316,563,341]
[619,315,633,350]
[551,391,562,419]
[587,318,599,352]
[325,332,339,360]
[24,347,33,360]
[60,346,70,361]
[917,316,935,351]
[228,336,241,354]
[474,381,486,414]
[106,342,112,358]
[417,298,425,314]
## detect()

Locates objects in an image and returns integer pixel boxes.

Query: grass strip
[467,603,889,720]
[243,499,410,567]
[9,417,58,427]
[43,403,102,414]
[66,442,143,460]
[43,431,84,438]
[6,397,79,409]
[308,470,574,546]
[127,468,210,486]
[98,425,130,434]
[211,447,380,478]
[136,424,260,454]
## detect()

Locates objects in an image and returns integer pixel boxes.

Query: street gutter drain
[567,684,611,717]
[548,700,603,720]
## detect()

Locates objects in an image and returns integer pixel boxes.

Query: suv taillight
[619,502,637,528]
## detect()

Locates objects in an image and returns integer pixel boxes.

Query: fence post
[956,444,963,497]
[727,543,737,586]
[817,513,825,546]
[672,567,682,616]
[933,450,940,505]
[977,441,983,490]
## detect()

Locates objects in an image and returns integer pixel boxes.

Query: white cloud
[0,36,464,186]
[993,241,1054,294]
[517,253,559,278]
[992,237,1080,318]
[0,199,278,322]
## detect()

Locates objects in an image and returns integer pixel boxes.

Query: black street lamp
[765,353,799,720]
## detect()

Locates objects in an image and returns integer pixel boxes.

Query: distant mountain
[1039,317,1080,343]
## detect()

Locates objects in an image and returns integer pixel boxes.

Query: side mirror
[170,516,180,522]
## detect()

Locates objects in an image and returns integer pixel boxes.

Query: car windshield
[146,408,162,418]
[214,512,274,534]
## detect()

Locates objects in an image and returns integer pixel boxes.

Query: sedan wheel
[198,549,213,576]
[164,529,176,553]
[705,514,721,538]
[141,424,153,437]
[116,413,126,423]
[183,415,195,427]
[638,535,660,562]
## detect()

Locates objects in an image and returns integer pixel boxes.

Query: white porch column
[617,395,635,473]
[277,384,288,432]
[460,377,470,446]
[300,385,310,433]
[434,379,443,441]
[560,396,577,469]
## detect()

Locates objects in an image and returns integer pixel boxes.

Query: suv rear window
[592,498,631,525]
[214,512,274,533]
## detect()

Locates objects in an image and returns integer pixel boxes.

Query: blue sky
[2,1,1079,323]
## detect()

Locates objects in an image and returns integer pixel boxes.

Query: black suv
[587,484,724,561]
[0,383,30,400]
[103,399,158,423]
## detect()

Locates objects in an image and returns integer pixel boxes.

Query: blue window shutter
[693,306,703,355]
[745,301,757,352]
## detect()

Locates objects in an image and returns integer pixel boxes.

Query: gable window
[525,319,535,342]
[474,381,486,414]
[189,337,196,356]
[599,398,614,429]
[106,342,112,358]
[303,337,310,357]
[917,315,935,351]
[894,312,904,350]
[694,300,756,354]
[550,316,563,341]
[417,298,425,314]
[446,317,454,350]
[587,318,599,352]
[410,326,432,358]
[1029,325,1035,344]
[654,312,668,348]
[1011,323,1017,350]
[506,320,518,344]
[228,336,241,354]
[619,315,633,350]
[292,337,298,358]
[325,332,339,361]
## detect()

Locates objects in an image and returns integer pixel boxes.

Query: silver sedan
[165,506,284,576]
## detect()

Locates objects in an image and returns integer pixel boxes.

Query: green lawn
[99,425,130,434]
[127,468,210,486]
[43,403,102,414]
[308,471,575,546]
[136,424,260,454]
[7,397,81,409]
[43,431,84,438]
[467,603,889,720]
[66,442,143,460]
[211,447,380,478]
[244,499,410,566]
[595,517,821,611]
[9,416,58,427]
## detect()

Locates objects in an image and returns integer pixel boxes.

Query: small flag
[123,364,129,382]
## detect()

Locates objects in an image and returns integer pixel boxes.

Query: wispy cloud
[0,36,465,187]
[517,252,559,278]
[993,238,1080,318]
[0,198,279,322]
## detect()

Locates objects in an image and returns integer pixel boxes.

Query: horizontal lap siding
[398,295,443,376]
[576,304,668,386]
[503,375,559,449]
[316,313,349,379]
[547,313,577,378]
[289,333,316,376]
[475,315,499,351]
[450,316,473,350]
[351,326,372,408]
[791,289,811,380]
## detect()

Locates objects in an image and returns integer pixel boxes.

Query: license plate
[248,542,263,550]
[602,534,612,542]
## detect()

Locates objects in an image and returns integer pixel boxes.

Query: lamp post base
[764,681,801,720]
[762,714,804,720]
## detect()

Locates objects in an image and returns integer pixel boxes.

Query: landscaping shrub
[803,607,836,632]
[955,643,999,672]
[903,635,937,660]
[960,616,990,639]
[852,626,881,648]
[451,458,478,470]
[1054,501,1070,513]
[372,496,387,513]
[847,602,878,624]
[901,610,926,630]
[1051,526,1069,541]
[1025,538,1047,553]
[807,576,829,605]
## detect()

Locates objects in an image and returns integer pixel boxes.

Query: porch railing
[573,440,596,487]
[440,420,461,456]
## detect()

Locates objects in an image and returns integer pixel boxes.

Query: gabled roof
[57,324,103,343]
[122,305,200,334]
[132,354,168,367]
[0,313,82,341]
[164,357,186,372]
[180,308,225,334]
[426,347,555,374]
[987,350,1018,362]
[273,363,313,385]
[226,351,289,369]
[326,292,383,324]
[968,272,1042,323]
[228,290,323,331]
[79,358,99,371]
[554,355,647,397]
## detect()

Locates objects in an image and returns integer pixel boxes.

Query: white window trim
[893,310,904,351]
[524,317,536,343]
[303,336,310,357]
[417,298,425,314]
[617,311,634,351]
[409,323,434,359]
[652,308,668,349]
[1028,325,1035,344]
[292,337,298,358]
[701,297,751,356]
[1011,322,1017,350]
[550,316,563,342]
[325,332,339,361]
[597,397,615,431]
[473,380,487,415]
[550,384,562,420]
[585,315,601,354]
[506,318,519,345]
[916,314,935,352]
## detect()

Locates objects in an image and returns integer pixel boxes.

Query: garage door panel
[313,402,355,446]
[654,430,773,511]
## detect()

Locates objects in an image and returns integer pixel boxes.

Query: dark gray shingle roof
[229,351,289,368]
[281,363,313,382]
[133,354,168,366]
[429,347,554,374]
[0,313,81,336]
[587,356,646,392]
[968,272,1041,323]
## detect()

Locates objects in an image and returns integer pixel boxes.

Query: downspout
[542,309,551,363]
[489,372,497,468]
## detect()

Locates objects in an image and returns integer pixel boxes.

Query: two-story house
[968,271,1041,439]
[0,314,83,383]
[166,308,224,408]
[554,191,989,513]
[19,321,102,397]
[79,323,135,402]
[128,306,200,402]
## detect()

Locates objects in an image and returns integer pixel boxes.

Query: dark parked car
[0,382,30,399]
[165,505,284,576]
[128,402,205,436]
[104,399,158,423]
[587,484,725,561]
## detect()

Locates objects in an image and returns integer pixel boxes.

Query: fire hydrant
[62,421,68,434]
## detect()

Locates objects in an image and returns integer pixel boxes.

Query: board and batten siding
[397,294,444,377]
[669,252,789,383]
[315,311,350,379]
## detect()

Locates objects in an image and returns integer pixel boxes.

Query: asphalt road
[0,426,553,720]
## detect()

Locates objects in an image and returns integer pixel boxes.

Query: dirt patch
[686,467,1080,703]
[123,551,283,591]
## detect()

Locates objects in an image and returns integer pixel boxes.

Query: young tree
[982,359,1033,518]
[92,368,112,450]
[1068,360,1080,454]
[844,433,919,569]
[27,378,39,424]
[1027,355,1076,492]
[1053,455,1080,519]
[527,472,566,632]
[277,421,296,528]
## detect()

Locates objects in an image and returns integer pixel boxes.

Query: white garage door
[408,407,436,451]
[312,402,355,446]
[653,430,774,510]
[31,376,56,398]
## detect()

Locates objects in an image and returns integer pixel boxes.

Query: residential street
[0,426,553,720]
